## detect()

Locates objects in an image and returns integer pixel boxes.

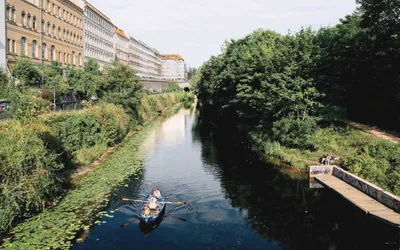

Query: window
[67,53,69,63]
[58,7,61,16]
[41,20,44,32]
[21,12,26,26]
[58,27,61,38]
[52,25,56,36]
[42,43,47,59]
[32,16,36,30]
[47,1,50,11]
[63,10,65,19]
[47,22,50,34]
[7,39,10,53]
[50,46,55,61]
[53,3,55,13]
[32,40,37,57]
[72,51,75,65]
[6,6,10,20]
[27,14,31,28]
[20,37,27,55]
[63,53,66,63]
[78,53,81,66]
[58,51,61,62]
[12,40,16,53]
[11,7,15,21]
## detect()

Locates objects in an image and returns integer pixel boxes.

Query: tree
[11,57,41,86]
[187,67,197,80]
[102,62,143,118]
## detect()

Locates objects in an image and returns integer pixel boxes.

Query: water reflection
[191,116,399,250]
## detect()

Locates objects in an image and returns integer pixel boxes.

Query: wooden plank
[315,175,400,227]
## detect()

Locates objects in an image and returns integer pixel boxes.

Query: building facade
[129,36,161,79]
[113,27,129,65]
[84,1,114,69]
[161,54,187,82]
[6,0,84,68]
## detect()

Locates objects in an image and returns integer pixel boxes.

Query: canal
[72,108,399,250]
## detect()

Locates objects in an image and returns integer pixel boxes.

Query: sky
[88,0,358,68]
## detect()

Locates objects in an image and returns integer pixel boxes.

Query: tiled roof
[115,27,128,39]
[161,54,184,61]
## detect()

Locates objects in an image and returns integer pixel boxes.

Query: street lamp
[52,80,56,112]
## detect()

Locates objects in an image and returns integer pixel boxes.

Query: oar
[122,198,186,205]
[120,218,138,228]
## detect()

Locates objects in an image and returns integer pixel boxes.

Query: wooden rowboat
[139,194,166,225]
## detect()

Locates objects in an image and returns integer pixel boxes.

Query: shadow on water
[192,117,399,250]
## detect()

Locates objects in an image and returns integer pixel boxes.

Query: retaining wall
[309,165,400,213]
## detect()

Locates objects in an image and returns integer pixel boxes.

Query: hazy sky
[88,0,358,68]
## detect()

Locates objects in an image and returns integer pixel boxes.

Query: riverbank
[0,101,191,250]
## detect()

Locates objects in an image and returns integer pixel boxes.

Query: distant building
[129,36,161,79]
[113,27,129,65]
[5,0,84,68]
[84,1,114,69]
[161,54,187,82]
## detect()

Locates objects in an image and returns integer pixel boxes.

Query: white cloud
[88,0,357,67]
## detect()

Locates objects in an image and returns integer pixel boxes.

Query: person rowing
[149,196,158,209]
[153,188,162,199]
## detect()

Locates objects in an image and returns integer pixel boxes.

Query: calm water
[73,109,399,250]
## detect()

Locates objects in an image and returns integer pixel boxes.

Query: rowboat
[139,194,166,224]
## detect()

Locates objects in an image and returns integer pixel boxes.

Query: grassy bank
[1,99,193,249]
[249,125,400,196]
[0,92,193,244]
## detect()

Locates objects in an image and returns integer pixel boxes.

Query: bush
[86,103,130,146]
[44,113,101,156]
[344,140,400,195]
[0,120,63,232]
[272,117,318,150]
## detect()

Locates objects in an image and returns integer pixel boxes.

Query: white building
[161,54,187,82]
[129,36,162,79]
[114,27,129,65]
[84,1,114,68]
[0,0,6,70]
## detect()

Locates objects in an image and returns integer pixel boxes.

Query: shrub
[86,103,130,146]
[272,117,318,150]
[344,140,400,195]
[0,120,63,232]
[44,113,101,156]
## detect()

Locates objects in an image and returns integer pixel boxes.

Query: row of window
[43,0,83,29]
[6,7,83,47]
[7,37,82,66]
[85,22,114,41]
[85,9,113,32]
[86,33,113,50]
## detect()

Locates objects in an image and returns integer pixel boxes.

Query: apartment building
[129,36,162,79]
[161,54,187,82]
[6,0,84,68]
[113,27,129,65]
[84,1,114,68]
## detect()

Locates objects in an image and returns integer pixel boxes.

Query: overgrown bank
[193,0,400,196]
[0,92,193,244]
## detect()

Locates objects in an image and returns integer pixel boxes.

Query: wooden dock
[315,175,400,227]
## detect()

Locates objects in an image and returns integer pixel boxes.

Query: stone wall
[140,79,169,93]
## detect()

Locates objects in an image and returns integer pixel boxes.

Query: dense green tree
[11,57,41,86]
[101,62,143,118]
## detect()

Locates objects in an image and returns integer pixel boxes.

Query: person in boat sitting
[149,196,158,209]
[153,188,162,199]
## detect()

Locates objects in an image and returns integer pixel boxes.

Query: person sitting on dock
[149,196,158,209]
[153,188,162,199]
